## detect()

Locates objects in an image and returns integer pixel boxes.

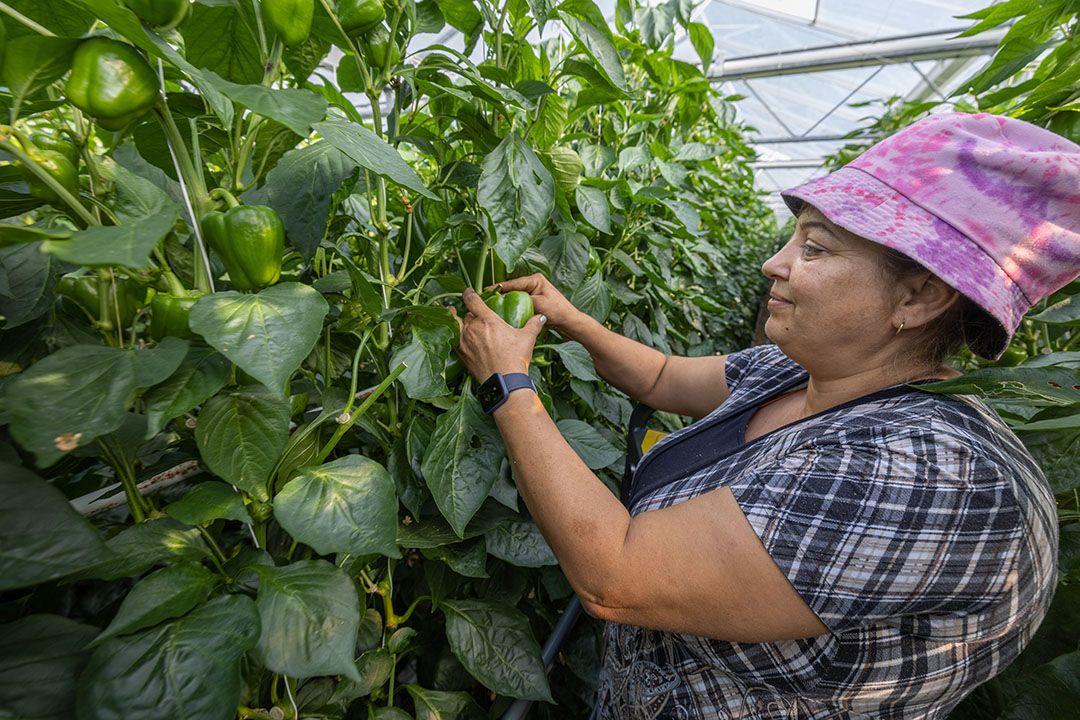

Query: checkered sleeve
[728,431,1031,636]
[721,344,793,400]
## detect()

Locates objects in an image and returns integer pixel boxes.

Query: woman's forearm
[492,389,629,606]
[556,312,669,403]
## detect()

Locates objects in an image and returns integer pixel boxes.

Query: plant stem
[0,1,55,36]
[315,362,407,463]
[197,527,230,576]
[209,187,242,208]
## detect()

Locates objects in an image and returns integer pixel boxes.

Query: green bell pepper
[30,132,80,168]
[261,0,313,47]
[19,143,79,205]
[57,275,145,328]
[361,23,401,72]
[201,204,285,291]
[65,38,159,131]
[122,0,190,29]
[338,0,385,37]
[150,292,202,340]
[485,290,534,329]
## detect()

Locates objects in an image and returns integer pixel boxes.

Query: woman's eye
[801,243,825,257]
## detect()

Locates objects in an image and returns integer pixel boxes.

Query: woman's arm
[494,274,732,417]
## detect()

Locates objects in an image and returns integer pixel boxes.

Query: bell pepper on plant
[65,38,159,131]
[201,203,285,291]
[18,143,79,205]
[30,133,80,168]
[337,0,385,37]
[150,291,203,340]
[122,0,190,30]
[485,290,534,329]
[261,0,314,47]
[361,23,401,72]
[57,275,145,328]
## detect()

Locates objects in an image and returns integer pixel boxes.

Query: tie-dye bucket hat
[781,111,1080,359]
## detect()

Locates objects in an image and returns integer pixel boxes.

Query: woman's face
[761,206,901,374]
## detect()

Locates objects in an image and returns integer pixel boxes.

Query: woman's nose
[761,242,790,280]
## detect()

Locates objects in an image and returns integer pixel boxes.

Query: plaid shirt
[591,344,1058,720]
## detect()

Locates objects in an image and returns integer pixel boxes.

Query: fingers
[462,287,498,318]
[490,274,545,294]
[523,312,547,341]
[448,305,463,334]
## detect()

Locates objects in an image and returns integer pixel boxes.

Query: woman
[451,112,1080,718]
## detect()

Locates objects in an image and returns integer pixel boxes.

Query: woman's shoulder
[722,343,804,399]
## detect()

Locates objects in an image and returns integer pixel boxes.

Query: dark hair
[878,247,1006,364]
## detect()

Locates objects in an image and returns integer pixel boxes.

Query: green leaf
[548,341,599,381]
[1032,295,1080,326]
[433,0,483,35]
[576,184,611,233]
[999,649,1080,719]
[421,394,505,537]
[422,537,489,578]
[441,598,552,702]
[559,13,628,92]
[405,684,485,720]
[528,92,568,151]
[921,367,1080,406]
[0,615,97,720]
[98,157,179,223]
[253,560,363,681]
[331,648,394,703]
[71,518,210,581]
[0,242,59,329]
[189,283,329,395]
[540,229,589,291]
[195,385,291,502]
[478,133,555,269]
[570,271,611,323]
[315,118,437,200]
[0,463,113,591]
[956,0,1038,38]
[579,143,616,176]
[484,519,557,568]
[209,78,328,138]
[182,0,263,85]
[77,595,260,720]
[1,0,94,40]
[1012,413,1080,432]
[634,2,675,49]
[274,455,401,558]
[557,418,622,469]
[964,37,1050,95]
[4,341,186,466]
[143,345,231,437]
[0,35,78,114]
[1020,428,1080,494]
[93,563,218,645]
[42,209,178,269]
[166,481,251,525]
[688,21,715,71]
[392,322,455,400]
[249,141,356,260]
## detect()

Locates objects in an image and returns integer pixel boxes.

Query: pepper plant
[0,0,775,718]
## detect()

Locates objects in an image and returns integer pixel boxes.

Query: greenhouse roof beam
[710,27,1006,81]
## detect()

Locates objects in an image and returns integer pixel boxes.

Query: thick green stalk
[315,362,406,463]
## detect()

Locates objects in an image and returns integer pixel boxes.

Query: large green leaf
[93,562,218,645]
[634,2,675,49]
[41,209,178,269]
[315,118,437,200]
[166,480,251,525]
[421,394,505,537]
[548,341,600,381]
[253,560,363,681]
[405,684,485,720]
[922,367,1080,406]
[181,0,262,85]
[422,537,490,577]
[189,282,329,395]
[484,519,557,568]
[441,598,552,702]
[210,78,328,138]
[77,595,260,720]
[195,385,291,502]
[0,35,78,115]
[570,271,612,322]
[3,0,95,40]
[4,340,187,466]
[331,648,394,703]
[274,455,401,558]
[71,517,210,581]
[391,319,456,400]
[248,140,356,260]
[540,230,589,291]
[0,615,97,720]
[576,184,611,233]
[1032,295,1080,326]
[478,133,555,269]
[0,242,58,329]
[559,13,628,92]
[143,345,231,437]
[0,464,112,591]
[558,418,622,469]
[999,650,1080,720]
[688,21,715,72]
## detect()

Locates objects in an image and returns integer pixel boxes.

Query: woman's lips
[767,294,792,308]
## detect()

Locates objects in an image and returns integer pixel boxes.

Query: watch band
[478,372,537,414]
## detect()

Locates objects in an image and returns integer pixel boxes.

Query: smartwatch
[478,372,537,415]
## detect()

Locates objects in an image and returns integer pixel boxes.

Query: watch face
[477,374,507,413]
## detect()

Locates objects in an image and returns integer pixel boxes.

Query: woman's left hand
[452,288,547,381]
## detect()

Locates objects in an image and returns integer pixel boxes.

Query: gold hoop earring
[894,322,905,336]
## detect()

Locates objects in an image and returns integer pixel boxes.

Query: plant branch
[0,1,55,36]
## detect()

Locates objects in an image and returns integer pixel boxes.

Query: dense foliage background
[0,1,777,718]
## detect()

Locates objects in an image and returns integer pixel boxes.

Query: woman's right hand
[485,273,585,333]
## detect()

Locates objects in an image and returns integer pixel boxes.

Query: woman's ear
[896,273,959,329]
